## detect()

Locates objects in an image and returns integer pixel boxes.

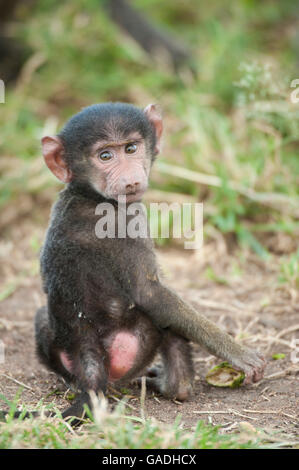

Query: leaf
[206,362,245,388]
[272,353,285,360]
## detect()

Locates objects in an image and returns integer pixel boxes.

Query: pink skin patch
[60,351,74,373]
[59,331,139,382]
[108,332,139,381]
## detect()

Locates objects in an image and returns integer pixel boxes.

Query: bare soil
[0,216,298,441]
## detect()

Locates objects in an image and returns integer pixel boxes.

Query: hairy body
[2,103,265,423]
[37,184,195,411]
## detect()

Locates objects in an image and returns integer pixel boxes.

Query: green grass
[1,392,296,449]
[278,248,299,288]
[0,394,268,449]
[1,0,298,258]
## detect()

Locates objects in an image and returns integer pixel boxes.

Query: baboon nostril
[126,182,140,193]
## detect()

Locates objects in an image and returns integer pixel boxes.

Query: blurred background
[0,2,299,446]
[0,0,299,280]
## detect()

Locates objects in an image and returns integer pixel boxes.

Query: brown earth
[0,216,298,442]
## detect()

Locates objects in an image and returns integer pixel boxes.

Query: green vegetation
[278,248,299,288]
[1,1,298,256]
[0,393,267,449]
[272,353,286,360]
[205,362,245,388]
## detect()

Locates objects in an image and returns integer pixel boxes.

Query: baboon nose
[125,182,140,193]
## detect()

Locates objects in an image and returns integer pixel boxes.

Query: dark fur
[1,103,265,424]
[34,103,194,422]
[59,103,157,178]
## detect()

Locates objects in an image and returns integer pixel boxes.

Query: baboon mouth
[125,192,144,202]
[115,190,145,202]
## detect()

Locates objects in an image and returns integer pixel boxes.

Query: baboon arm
[136,282,266,383]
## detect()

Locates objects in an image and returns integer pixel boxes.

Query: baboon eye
[99,150,113,161]
[125,143,137,154]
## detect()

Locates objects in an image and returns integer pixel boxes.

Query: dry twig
[0,373,35,393]
[157,161,299,217]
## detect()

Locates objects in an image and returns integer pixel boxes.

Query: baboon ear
[144,104,163,155]
[42,136,72,183]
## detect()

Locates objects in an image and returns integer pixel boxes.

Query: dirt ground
[0,215,298,442]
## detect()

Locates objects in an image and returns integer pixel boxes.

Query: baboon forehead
[59,103,153,151]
